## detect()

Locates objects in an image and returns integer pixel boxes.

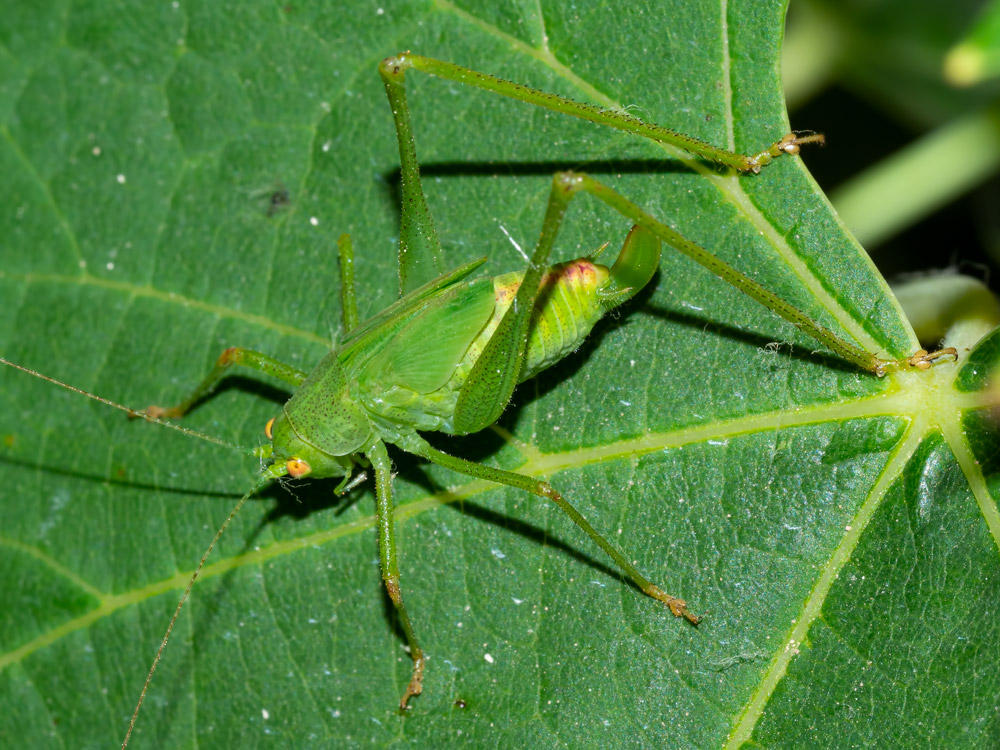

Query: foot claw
[399,654,426,712]
[647,585,702,625]
[667,597,702,626]
[746,131,826,172]
[905,347,958,371]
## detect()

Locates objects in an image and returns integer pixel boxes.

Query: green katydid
[0,52,956,748]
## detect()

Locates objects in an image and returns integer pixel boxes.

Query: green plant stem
[831,108,1000,248]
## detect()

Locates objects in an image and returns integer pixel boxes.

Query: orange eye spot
[264,417,275,440]
[286,458,311,478]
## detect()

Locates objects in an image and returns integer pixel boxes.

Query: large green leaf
[1,1,998,748]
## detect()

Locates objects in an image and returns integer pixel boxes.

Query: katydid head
[258,351,374,481]
[261,410,360,481]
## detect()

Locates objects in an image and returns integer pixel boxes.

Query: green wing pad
[341,257,488,353]
[363,277,496,394]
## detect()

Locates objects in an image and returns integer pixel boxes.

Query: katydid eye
[286,458,311,478]
[264,417,275,440]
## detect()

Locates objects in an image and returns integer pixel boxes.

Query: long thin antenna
[120,473,272,749]
[0,357,281,744]
[0,357,253,456]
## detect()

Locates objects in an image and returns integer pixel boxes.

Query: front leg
[140,347,308,419]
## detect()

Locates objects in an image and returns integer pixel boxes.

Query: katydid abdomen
[485,259,611,383]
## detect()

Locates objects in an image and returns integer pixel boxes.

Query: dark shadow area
[259,471,366,523]
[397,156,705,181]
[0,454,248,500]
[637,302,864,376]
[429,428,508,467]
[380,156,713,214]
[443,495,628,589]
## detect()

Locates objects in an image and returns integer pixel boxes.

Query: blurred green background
[785,0,1000,302]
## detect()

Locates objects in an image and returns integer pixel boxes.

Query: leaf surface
[1,1,998,748]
